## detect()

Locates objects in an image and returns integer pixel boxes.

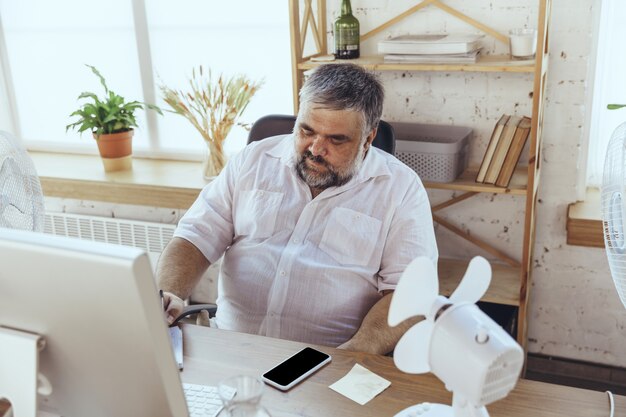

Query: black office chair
[247,114,396,155]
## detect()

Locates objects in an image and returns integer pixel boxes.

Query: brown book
[495,117,532,187]
[484,115,522,184]
[476,114,509,183]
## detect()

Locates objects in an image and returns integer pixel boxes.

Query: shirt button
[280,270,286,277]
[292,238,299,243]
[258,191,264,196]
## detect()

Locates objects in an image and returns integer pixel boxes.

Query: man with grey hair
[158,63,438,354]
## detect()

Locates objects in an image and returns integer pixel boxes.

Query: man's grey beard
[295,144,365,190]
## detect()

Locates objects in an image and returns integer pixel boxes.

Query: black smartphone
[261,347,332,391]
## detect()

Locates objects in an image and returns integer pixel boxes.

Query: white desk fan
[388,256,524,417]
[0,130,44,232]
[602,121,626,308]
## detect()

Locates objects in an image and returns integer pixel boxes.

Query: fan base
[394,403,453,417]
[394,402,490,417]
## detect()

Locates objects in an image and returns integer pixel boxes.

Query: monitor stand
[0,327,50,417]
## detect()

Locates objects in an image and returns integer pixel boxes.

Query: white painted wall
[43,0,626,367]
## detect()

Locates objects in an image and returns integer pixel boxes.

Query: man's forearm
[156,237,211,299]
[338,292,421,355]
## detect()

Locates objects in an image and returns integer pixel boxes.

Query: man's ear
[364,127,377,150]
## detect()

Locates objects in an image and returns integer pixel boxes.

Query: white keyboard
[183,382,236,417]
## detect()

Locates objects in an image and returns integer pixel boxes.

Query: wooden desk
[181,324,625,417]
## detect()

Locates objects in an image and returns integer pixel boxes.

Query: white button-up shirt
[175,134,438,346]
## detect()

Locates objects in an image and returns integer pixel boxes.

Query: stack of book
[476,114,532,187]
[378,33,483,64]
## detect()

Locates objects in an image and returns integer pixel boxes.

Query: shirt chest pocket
[235,190,284,239]
[319,207,382,266]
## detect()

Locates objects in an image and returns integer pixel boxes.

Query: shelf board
[566,188,603,248]
[298,54,536,73]
[439,258,520,306]
[424,166,528,195]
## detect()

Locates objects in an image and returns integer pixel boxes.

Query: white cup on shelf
[509,28,537,60]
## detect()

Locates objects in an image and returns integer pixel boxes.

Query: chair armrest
[174,303,217,324]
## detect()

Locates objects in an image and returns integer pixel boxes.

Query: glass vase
[202,140,226,180]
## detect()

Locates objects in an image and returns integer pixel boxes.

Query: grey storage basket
[392,122,471,183]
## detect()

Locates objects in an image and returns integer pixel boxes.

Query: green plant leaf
[102,114,117,124]
[77,91,99,101]
[86,64,109,95]
[608,104,626,110]
[151,105,164,115]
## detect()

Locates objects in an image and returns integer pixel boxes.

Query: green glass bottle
[334,0,360,59]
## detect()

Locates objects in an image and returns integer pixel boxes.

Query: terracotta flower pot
[93,130,134,172]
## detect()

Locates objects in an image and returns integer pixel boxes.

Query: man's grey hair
[298,63,384,137]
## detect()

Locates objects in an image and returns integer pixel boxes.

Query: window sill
[566,188,603,248]
[31,152,207,209]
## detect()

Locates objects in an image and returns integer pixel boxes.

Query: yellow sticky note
[329,364,391,405]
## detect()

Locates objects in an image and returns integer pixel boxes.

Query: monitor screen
[0,228,187,417]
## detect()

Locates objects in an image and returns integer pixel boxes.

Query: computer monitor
[0,228,187,417]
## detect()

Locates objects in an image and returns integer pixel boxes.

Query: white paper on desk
[169,326,183,370]
[329,364,391,405]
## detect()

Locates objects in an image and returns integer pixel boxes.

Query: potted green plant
[66,65,162,172]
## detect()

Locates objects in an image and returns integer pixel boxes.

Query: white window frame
[576,0,603,201]
[581,0,626,197]
[0,9,20,139]
[0,0,291,161]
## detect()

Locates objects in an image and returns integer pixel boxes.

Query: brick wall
[343,0,626,367]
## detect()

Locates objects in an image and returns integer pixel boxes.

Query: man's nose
[309,136,327,157]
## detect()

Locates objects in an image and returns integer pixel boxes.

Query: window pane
[1,0,148,149]
[146,0,293,156]
[586,0,626,187]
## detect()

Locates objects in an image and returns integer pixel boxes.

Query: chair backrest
[247,114,395,155]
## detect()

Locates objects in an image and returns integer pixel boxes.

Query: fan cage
[480,349,523,404]
[602,122,626,309]
[0,131,45,232]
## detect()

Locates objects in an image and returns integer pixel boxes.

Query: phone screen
[262,347,330,387]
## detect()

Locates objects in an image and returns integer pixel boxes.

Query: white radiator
[44,212,176,253]
[43,212,176,271]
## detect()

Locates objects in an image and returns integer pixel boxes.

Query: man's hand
[156,237,212,325]
[162,291,184,325]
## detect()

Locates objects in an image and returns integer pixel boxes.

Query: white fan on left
[0,131,44,232]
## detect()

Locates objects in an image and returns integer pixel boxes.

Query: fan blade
[450,256,491,304]
[388,257,438,326]
[393,320,433,374]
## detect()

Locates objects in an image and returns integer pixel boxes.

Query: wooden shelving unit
[288,0,551,354]
[298,54,537,73]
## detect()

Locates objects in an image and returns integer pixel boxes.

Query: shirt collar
[265,134,297,167]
